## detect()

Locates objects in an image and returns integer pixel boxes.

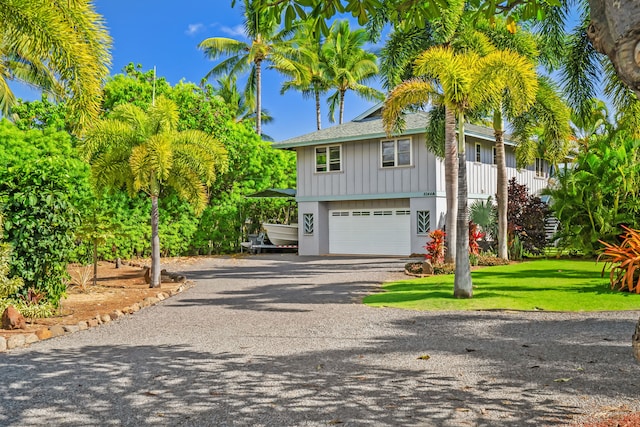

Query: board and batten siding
[296,134,437,199]
[464,137,548,196]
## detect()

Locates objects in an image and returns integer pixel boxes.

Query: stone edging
[0,274,193,353]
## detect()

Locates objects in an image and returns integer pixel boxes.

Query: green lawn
[363,259,640,312]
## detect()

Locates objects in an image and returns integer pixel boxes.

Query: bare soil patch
[1,261,185,340]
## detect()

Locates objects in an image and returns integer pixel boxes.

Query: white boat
[262,223,298,246]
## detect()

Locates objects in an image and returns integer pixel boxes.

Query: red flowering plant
[424,229,446,265]
[469,221,485,255]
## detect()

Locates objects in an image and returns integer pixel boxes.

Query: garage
[328,209,411,255]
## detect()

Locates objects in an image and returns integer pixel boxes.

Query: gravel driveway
[1,254,639,426]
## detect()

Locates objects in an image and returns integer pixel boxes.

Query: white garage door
[329,209,411,255]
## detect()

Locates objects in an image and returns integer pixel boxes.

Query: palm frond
[383,78,437,136]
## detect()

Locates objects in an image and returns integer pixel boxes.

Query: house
[273,105,549,256]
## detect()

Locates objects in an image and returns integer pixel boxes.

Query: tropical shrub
[0,121,90,306]
[424,229,446,264]
[598,226,640,293]
[507,178,550,256]
[469,222,485,255]
[470,196,497,242]
[543,133,640,255]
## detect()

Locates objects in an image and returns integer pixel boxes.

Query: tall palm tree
[476,18,555,261]
[384,46,536,298]
[322,20,383,124]
[0,0,111,131]
[198,0,291,136]
[212,74,273,126]
[274,19,331,130]
[80,96,228,287]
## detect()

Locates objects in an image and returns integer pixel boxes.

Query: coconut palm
[198,0,292,136]
[274,19,331,130]
[0,0,111,130]
[322,20,383,124]
[212,74,274,127]
[79,96,228,287]
[384,46,537,297]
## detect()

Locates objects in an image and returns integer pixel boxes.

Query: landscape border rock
[0,267,193,353]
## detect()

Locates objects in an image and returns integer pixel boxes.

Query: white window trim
[380,137,413,168]
[315,144,342,173]
[475,143,482,163]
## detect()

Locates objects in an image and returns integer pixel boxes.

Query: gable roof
[273,105,513,149]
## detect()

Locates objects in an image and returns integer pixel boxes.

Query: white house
[273,106,549,256]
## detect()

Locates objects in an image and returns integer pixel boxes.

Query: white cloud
[185,23,204,36]
[219,24,245,38]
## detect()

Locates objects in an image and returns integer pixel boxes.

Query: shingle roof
[273,106,511,149]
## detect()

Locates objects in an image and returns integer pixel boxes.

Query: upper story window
[492,147,497,165]
[316,145,341,172]
[381,137,412,168]
[535,157,545,177]
[475,143,482,163]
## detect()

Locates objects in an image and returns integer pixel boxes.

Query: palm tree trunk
[454,113,472,298]
[339,89,345,124]
[256,59,262,136]
[444,106,458,264]
[494,110,509,260]
[150,194,161,288]
[315,88,322,130]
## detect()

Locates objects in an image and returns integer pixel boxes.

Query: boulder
[422,260,434,275]
[36,328,52,340]
[1,306,26,330]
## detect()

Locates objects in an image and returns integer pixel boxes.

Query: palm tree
[274,19,331,130]
[322,20,383,124]
[212,74,274,126]
[0,0,111,130]
[384,46,537,298]
[198,0,291,136]
[80,96,228,287]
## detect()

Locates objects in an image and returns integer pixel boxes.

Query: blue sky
[13,1,382,142]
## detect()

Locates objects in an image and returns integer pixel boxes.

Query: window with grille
[475,143,481,163]
[417,211,430,235]
[493,147,497,165]
[316,145,341,172]
[381,138,412,168]
[303,213,314,235]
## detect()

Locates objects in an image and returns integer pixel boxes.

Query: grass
[363,259,640,312]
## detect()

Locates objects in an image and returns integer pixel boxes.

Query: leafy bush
[433,263,455,275]
[476,254,511,266]
[469,222,485,255]
[543,133,640,255]
[424,229,446,264]
[507,178,550,256]
[598,226,640,293]
[470,196,497,243]
[0,122,91,306]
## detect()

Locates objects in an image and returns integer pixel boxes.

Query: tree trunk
[92,240,98,288]
[150,195,161,288]
[315,89,322,130]
[588,0,640,97]
[444,107,458,264]
[256,59,262,136]
[339,89,346,124]
[494,110,508,260]
[454,114,472,298]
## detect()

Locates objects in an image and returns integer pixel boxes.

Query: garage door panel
[329,209,410,255]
